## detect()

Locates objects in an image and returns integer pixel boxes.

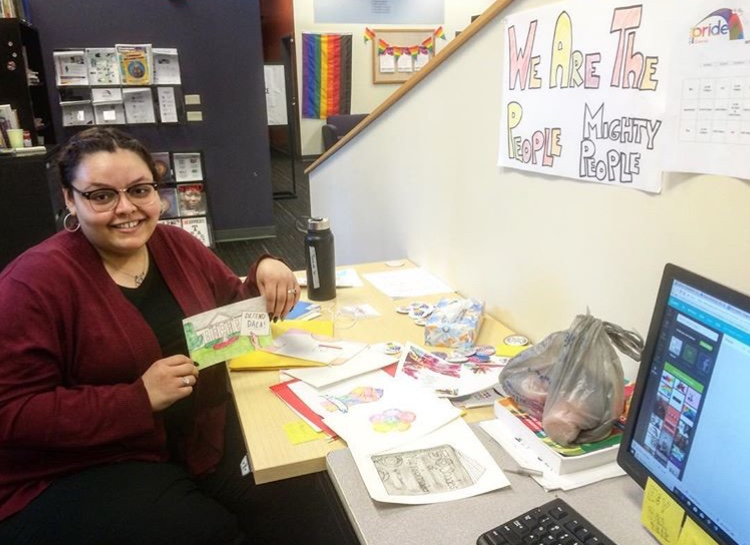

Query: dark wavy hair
[56,127,159,189]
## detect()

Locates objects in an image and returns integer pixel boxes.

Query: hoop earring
[63,212,80,233]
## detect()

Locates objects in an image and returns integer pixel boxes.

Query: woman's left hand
[256,258,300,320]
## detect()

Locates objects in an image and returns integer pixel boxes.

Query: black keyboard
[476,498,617,545]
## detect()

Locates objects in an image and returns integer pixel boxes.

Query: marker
[317,343,343,350]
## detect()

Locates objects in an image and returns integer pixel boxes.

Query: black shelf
[0,18,56,146]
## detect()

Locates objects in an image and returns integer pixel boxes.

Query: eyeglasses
[70,182,159,212]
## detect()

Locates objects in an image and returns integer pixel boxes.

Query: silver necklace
[104,256,148,287]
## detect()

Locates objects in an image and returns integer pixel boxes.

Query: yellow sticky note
[676,517,719,545]
[283,421,326,444]
[642,477,685,545]
[496,343,530,358]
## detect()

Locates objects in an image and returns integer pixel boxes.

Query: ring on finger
[287,288,297,295]
[182,376,191,386]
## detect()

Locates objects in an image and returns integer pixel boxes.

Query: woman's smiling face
[65,148,161,260]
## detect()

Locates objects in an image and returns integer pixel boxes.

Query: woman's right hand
[140,355,199,411]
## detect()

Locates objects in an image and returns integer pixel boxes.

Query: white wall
[292,0,496,156]
[308,1,750,380]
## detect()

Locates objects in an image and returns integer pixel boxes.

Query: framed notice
[371,28,434,84]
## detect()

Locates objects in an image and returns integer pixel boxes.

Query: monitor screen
[618,264,750,545]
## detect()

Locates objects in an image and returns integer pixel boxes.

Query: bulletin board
[371,28,435,84]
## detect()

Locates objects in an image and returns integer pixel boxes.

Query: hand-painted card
[182,296,271,369]
[310,370,462,454]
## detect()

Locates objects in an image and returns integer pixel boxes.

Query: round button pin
[504,335,530,346]
[475,345,496,357]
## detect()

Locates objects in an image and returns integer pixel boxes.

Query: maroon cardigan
[0,225,264,521]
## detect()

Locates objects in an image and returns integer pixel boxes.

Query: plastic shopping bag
[498,314,635,446]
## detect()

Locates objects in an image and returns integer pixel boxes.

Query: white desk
[326,423,655,545]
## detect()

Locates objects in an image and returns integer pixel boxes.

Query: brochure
[116,43,153,85]
[85,47,120,86]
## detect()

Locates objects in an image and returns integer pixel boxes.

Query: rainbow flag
[434,26,446,40]
[302,33,352,119]
[364,27,376,43]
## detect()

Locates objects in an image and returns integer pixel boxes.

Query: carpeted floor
[212,149,312,274]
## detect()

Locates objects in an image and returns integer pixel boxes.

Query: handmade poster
[661,2,750,179]
[85,48,120,86]
[182,296,272,369]
[497,0,670,193]
[116,44,153,85]
[317,370,462,453]
[350,418,510,504]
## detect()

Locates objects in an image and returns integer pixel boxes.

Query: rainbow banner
[302,33,352,119]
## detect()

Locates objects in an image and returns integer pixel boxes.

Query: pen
[317,343,343,350]
[503,467,545,477]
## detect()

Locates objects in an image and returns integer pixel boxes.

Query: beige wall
[292,0,496,156]
[307,1,750,380]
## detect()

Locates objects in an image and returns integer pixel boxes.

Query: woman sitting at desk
[0,127,300,544]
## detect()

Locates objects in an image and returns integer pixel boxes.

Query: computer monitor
[618,263,750,545]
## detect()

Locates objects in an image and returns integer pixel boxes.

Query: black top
[119,256,193,460]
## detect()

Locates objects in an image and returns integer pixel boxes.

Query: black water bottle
[305,217,336,301]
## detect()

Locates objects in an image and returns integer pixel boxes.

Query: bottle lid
[307,217,330,231]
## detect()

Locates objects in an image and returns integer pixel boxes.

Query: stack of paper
[478,397,626,491]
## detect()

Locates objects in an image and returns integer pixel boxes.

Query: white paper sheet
[295,267,363,288]
[152,48,182,85]
[363,268,454,298]
[157,87,179,123]
[263,329,367,365]
[284,346,396,388]
[299,370,461,453]
[379,52,395,73]
[478,419,625,491]
[351,418,511,504]
[661,1,750,179]
[123,88,156,124]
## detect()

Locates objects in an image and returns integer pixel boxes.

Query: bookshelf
[0,18,55,146]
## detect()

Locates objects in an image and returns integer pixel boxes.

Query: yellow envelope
[229,320,334,371]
